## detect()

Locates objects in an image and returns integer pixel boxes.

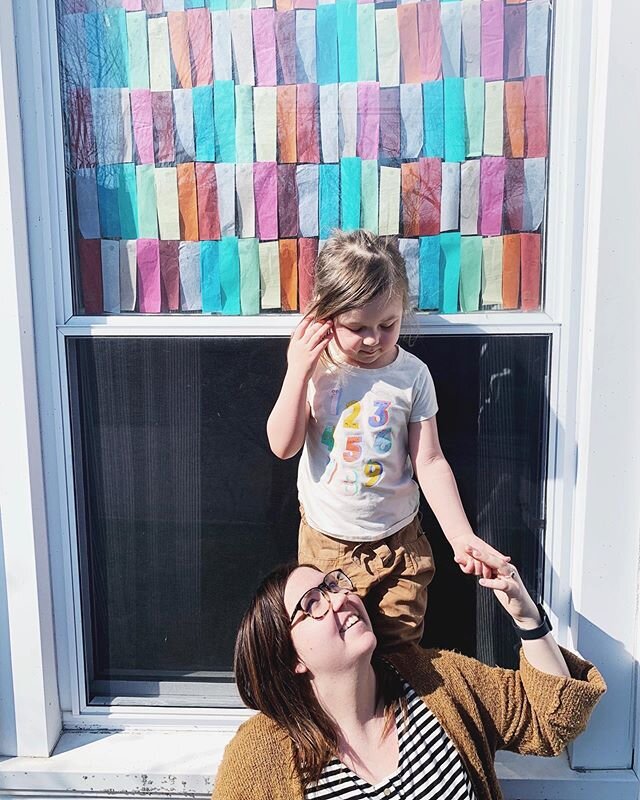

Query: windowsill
[0,730,636,799]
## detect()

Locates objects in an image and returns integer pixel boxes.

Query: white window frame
[0,0,638,796]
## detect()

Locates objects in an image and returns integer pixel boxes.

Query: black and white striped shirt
[305,679,477,800]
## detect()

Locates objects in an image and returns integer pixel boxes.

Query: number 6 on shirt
[373,429,392,454]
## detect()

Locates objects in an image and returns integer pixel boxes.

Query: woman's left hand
[469,546,542,627]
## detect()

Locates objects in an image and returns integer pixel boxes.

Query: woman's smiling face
[284,567,377,677]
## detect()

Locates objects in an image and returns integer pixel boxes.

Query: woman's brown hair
[233,563,405,786]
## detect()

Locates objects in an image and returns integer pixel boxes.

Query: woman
[213,547,605,800]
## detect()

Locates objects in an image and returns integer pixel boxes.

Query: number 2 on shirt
[343,401,361,429]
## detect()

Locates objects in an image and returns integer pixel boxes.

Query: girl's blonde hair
[305,229,409,322]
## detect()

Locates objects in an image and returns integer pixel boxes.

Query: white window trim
[0,2,61,759]
[0,732,637,800]
[0,0,636,797]
[560,0,640,773]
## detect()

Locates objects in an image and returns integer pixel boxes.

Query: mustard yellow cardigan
[212,646,605,800]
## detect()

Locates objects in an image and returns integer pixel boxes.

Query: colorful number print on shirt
[322,394,393,496]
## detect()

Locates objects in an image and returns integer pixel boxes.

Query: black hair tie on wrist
[512,603,553,640]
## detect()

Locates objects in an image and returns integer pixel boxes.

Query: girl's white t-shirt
[298,347,438,542]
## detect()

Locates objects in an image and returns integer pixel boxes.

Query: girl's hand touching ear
[287,316,333,381]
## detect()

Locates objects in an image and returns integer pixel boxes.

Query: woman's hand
[472,546,570,677]
[452,533,510,579]
[287,316,333,381]
[468,546,541,627]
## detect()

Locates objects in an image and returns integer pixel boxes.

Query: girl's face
[332,294,404,369]
[284,567,376,678]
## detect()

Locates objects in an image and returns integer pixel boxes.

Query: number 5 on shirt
[343,434,362,463]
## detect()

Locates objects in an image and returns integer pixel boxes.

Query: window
[47,0,559,707]
[56,0,551,317]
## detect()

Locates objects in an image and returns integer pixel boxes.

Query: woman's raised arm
[470,545,569,677]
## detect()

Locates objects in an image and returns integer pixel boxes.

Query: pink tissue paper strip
[137,238,161,312]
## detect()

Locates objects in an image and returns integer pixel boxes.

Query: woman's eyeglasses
[289,569,355,624]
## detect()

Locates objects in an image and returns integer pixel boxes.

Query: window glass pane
[56,2,551,316]
[68,334,549,703]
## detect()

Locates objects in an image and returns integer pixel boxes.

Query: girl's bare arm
[267,318,332,459]
[409,417,509,576]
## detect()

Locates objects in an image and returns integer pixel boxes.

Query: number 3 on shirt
[368,400,391,429]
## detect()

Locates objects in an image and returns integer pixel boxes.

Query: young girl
[267,229,508,650]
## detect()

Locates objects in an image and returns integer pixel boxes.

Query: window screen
[68,333,549,703]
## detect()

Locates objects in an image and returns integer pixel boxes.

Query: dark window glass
[67,334,549,703]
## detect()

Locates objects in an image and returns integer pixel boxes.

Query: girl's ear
[295,659,308,675]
